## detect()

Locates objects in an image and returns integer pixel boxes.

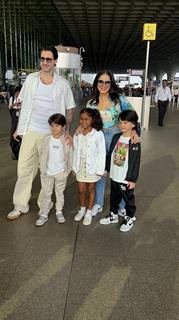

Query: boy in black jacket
[100,110,141,232]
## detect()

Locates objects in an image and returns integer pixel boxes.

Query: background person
[7,45,75,221]
[155,79,171,126]
[8,86,22,138]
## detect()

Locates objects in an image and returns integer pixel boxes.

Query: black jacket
[106,133,141,183]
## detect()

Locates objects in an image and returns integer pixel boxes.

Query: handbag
[10,136,22,160]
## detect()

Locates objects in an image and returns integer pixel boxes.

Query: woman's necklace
[98,99,112,111]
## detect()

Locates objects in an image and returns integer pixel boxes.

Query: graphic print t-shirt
[110,135,130,184]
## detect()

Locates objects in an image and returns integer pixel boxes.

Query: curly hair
[80,108,103,131]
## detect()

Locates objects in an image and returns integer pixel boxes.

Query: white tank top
[29,79,56,133]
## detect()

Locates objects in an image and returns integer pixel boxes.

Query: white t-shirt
[110,135,130,184]
[46,137,65,176]
[29,79,56,133]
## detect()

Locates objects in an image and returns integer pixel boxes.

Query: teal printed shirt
[86,100,122,129]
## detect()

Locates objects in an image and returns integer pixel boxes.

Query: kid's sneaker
[83,210,92,225]
[91,204,103,216]
[35,214,48,226]
[56,212,65,223]
[74,209,86,221]
[118,208,126,218]
[120,216,136,232]
[99,212,119,225]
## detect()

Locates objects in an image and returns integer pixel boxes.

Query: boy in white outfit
[35,113,73,226]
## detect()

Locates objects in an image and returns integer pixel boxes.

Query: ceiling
[2,0,179,73]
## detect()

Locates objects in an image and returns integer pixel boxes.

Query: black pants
[158,100,168,126]
[110,179,136,218]
[10,109,18,138]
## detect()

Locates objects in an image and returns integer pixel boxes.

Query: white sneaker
[83,211,92,226]
[7,209,24,220]
[91,204,103,217]
[118,208,126,218]
[74,209,86,221]
[99,212,119,225]
[120,216,136,232]
[35,214,48,226]
[56,212,65,223]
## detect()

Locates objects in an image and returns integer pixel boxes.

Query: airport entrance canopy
[1,0,179,74]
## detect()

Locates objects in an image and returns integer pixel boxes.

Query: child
[99,110,141,232]
[35,113,73,226]
[73,108,106,226]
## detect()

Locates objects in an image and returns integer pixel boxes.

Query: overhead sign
[117,76,128,81]
[142,23,157,41]
[153,80,160,86]
[131,69,144,76]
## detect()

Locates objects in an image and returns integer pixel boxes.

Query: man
[7,45,75,220]
[155,79,171,126]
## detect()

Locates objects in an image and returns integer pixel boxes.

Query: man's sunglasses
[40,57,53,63]
[97,80,111,86]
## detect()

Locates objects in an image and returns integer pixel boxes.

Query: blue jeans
[95,127,125,210]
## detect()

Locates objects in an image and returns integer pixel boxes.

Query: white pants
[37,172,67,215]
[13,129,47,212]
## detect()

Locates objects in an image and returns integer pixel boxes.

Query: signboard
[117,76,128,81]
[131,69,144,76]
[153,80,160,86]
[142,23,157,41]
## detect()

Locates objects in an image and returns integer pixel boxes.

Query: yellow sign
[143,23,157,41]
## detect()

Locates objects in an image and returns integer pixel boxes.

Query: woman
[86,70,139,221]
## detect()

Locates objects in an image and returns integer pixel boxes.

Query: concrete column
[2,0,8,70]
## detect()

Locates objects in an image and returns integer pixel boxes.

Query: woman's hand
[127,181,135,189]
[103,171,109,177]
[131,130,140,144]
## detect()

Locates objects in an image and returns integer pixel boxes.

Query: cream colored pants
[13,129,47,212]
[37,171,67,215]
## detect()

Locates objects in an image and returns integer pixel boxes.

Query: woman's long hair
[90,70,120,105]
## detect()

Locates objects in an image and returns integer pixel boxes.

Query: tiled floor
[0,104,179,320]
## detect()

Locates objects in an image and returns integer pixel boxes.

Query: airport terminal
[0,1,179,319]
